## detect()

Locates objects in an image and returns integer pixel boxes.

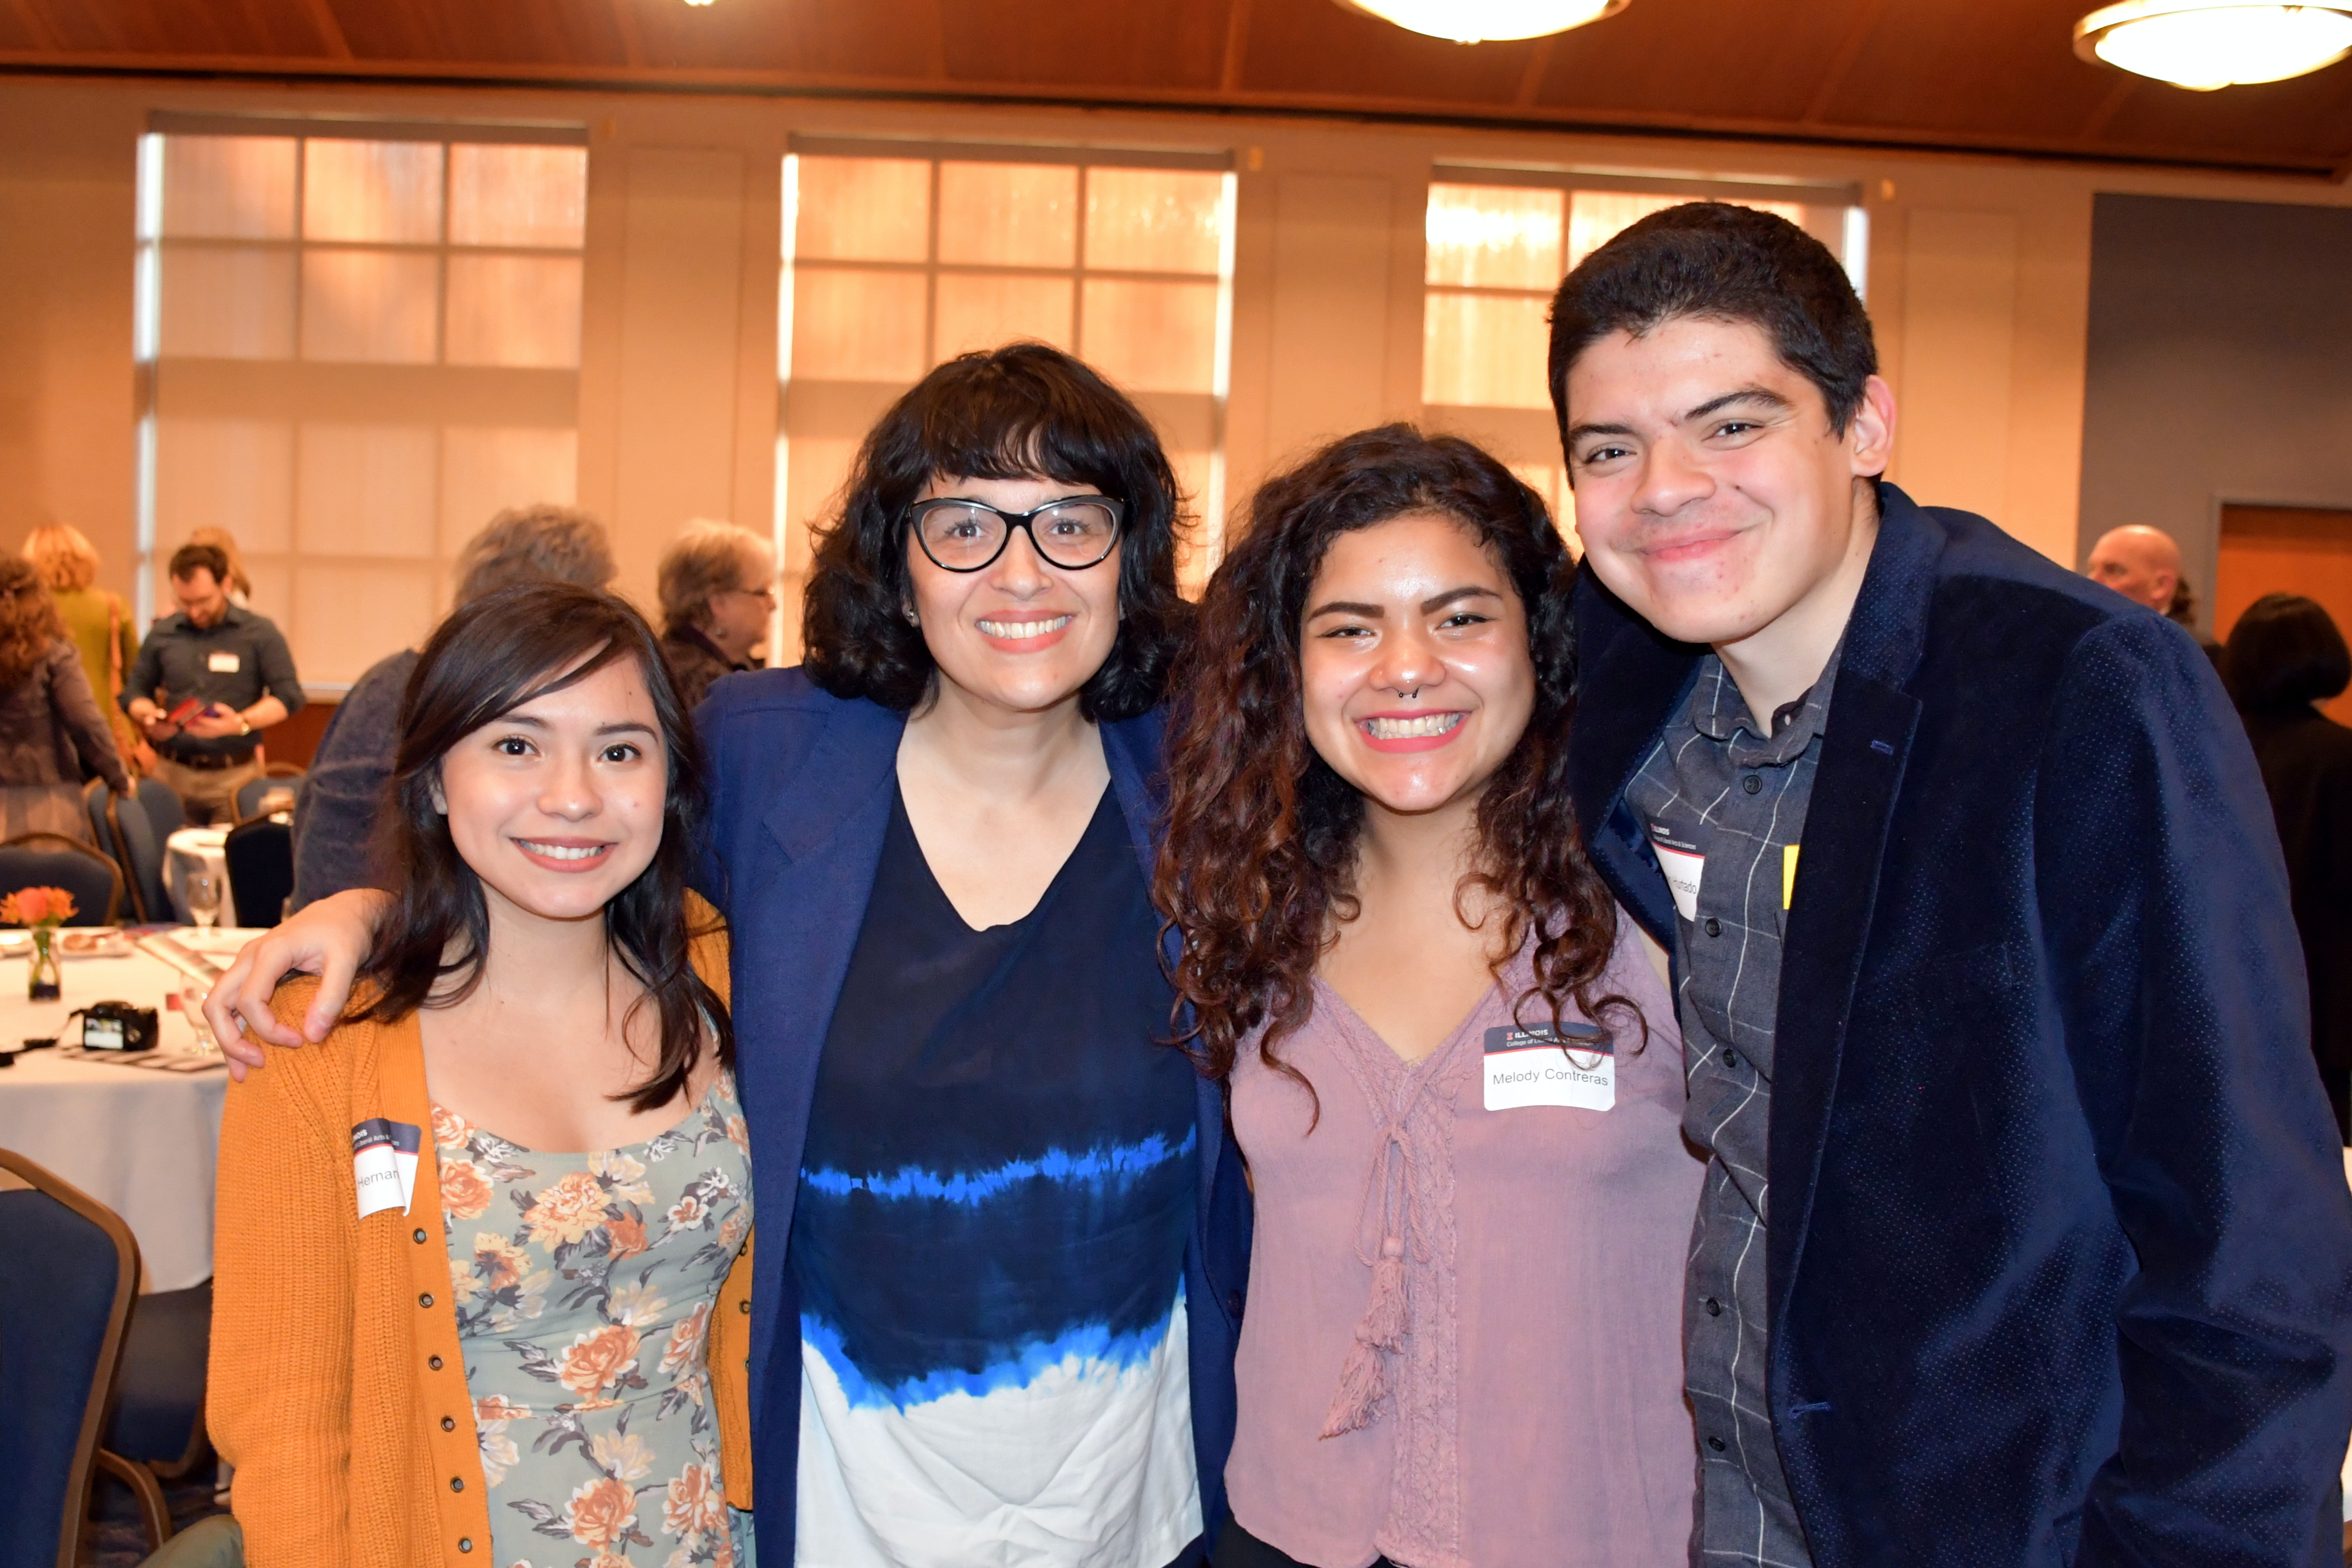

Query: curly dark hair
[351,582,732,1115]
[0,557,67,685]
[1156,424,1631,1102]
[801,342,1194,721]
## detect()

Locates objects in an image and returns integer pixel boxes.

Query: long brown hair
[1156,425,1630,1098]
[0,557,66,685]
[350,582,731,1114]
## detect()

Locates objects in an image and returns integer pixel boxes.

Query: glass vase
[28,927,61,1002]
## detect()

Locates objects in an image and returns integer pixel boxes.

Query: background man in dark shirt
[123,540,304,825]
[1555,203,2351,1566]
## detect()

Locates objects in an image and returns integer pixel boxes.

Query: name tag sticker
[352,1117,422,1219]
[206,650,241,673]
[1482,1022,1614,1113]
[1650,830,1705,923]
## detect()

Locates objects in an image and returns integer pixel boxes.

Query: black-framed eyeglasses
[906,496,1125,573]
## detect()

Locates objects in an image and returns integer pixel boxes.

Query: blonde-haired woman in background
[656,519,777,711]
[23,523,143,775]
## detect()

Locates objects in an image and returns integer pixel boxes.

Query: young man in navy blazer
[1551,201,2352,1566]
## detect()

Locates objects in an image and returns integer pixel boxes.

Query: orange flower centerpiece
[3,885,77,1001]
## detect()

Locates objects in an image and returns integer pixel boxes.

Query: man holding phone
[124,540,305,825]
[1554,203,2352,1565]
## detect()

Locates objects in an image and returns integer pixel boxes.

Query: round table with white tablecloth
[0,940,235,1291]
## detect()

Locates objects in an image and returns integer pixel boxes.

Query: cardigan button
[419,1293,435,1308]
[450,1477,464,1492]
[442,1416,456,1431]
[413,1227,428,1244]
[429,1355,444,1371]
[458,1540,473,1554]
[738,1299,750,1314]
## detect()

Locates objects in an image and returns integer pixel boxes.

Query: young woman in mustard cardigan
[210,584,753,1568]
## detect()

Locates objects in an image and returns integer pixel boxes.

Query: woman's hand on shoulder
[205,889,393,1078]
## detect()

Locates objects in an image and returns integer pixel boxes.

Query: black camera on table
[72,1001,161,1053]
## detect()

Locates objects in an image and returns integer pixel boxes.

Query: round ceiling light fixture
[1333,0,1630,45]
[2073,0,2352,89]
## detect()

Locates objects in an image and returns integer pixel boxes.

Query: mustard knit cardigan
[209,913,755,1568]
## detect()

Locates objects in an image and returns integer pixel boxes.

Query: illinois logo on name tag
[1483,1021,1614,1113]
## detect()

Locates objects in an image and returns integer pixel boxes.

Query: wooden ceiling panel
[1527,0,1886,126]
[1817,0,2120,139]
[330,0,627,67]
[937,0,1229,91]
[1237,0,1538,105]
[2098,70,2352,162]
[28,0,338,58]
[4,0,2349,178]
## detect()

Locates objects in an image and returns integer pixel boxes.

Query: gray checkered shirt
[1625,647,1841,1568]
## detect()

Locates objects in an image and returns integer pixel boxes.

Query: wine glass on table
[186,870,221,932]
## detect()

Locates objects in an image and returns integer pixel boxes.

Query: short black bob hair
[1548,201,1879,444]
[801,341,1193,722]
[2226,592,2352,710]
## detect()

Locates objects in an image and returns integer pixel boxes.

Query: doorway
[2217,505,2352,725]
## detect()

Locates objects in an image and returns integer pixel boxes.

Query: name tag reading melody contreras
[352,1117,422,1219]
[1483,1020,1614,1113]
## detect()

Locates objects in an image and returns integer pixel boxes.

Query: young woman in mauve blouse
[209,584,752,1568]
[209,344,1250,1568]
[1157,426,1705,1568]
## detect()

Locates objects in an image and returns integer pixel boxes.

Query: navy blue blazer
[692,669,1250,1560]
[1569,483,2352,1566]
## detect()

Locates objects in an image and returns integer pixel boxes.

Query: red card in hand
[166,696,206,724]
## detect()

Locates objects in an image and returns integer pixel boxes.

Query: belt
[164,747,258,772]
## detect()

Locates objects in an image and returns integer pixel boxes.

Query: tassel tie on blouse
[1321,1083,1441,1439]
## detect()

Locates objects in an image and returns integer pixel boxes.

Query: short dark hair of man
[1548,201,1879,442]
[169,541,231,585]
[452,504,616,607]
[2226,592,2352,710]
[800,340,1194,722]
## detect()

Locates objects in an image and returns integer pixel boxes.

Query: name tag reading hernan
[1482,1021,1614,1113]
[352,1117,422,1219]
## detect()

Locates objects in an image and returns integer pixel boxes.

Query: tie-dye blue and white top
[790,784,1201,1568]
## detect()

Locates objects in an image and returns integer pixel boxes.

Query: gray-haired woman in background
[288,504,617,910]
[658,519,778,711]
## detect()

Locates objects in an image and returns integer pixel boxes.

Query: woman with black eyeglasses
[209,342,1249,1568]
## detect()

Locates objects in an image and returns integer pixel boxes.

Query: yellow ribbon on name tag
[1783,845,1799,910]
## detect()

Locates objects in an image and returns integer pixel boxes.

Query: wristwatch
[235,713,252,737]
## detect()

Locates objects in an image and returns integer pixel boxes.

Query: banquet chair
[136,776,185,843]
[222,814,293,929]
[231,771,298,825]
[0,832,123,926]
[0,1147,140,1568]
[101,1278,215,1555]
[84,779,169,926]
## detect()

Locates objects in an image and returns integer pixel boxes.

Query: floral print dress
[433,1071,753,1568]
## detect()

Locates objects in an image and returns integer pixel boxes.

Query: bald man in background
[2088,524,2225,667]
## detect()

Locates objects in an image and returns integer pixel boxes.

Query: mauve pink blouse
[1224,919,1704,1568]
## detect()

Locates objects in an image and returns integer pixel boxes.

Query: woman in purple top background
[1158,426,1703,1568]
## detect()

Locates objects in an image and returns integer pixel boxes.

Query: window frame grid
[134,123,587,680]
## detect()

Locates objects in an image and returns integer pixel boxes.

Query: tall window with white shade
[777,140,1235,650]
[1421,173,1866,546]
[134,118,589,685]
